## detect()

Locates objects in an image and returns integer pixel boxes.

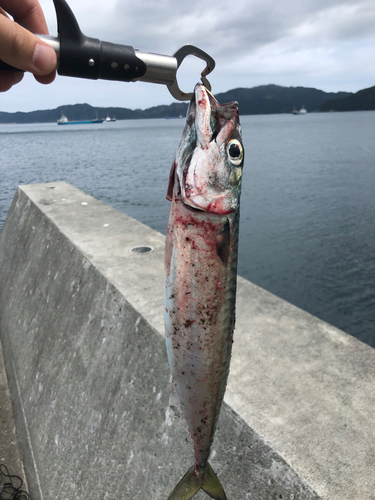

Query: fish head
[167,83,244,215]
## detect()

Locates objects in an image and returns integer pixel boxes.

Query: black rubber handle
[58,36,146,82]
[54,0,146,81]
[0,38,147,82]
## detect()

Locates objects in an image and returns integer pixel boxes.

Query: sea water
[1,111,374,346]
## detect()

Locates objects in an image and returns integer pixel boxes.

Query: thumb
[0,15,56,75]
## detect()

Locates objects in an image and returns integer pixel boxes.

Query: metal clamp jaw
[167,46,215,100]
[0,0,215,101]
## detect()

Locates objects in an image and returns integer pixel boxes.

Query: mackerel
[164,83,244,499]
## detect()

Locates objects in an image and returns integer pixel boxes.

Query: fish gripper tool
[0,0,215,101]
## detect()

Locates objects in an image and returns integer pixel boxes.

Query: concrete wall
[0,182,374,500]
[0,337,28,489]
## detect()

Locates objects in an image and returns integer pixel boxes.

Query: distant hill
[0,101,188,124]
[320,85,375,112]
[215,84,352,114]
[0,84,359,124]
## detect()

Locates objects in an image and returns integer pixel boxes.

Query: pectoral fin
[167,161,177,201]
[215,218,230,264]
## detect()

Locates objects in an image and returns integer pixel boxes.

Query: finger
[0,0,49,34]
[34,71,56,85]
[0,15,56,75]
[0,70,24,92]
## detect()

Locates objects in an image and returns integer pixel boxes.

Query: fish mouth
[193,83,238,144]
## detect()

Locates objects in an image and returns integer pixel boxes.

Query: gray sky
[1,0,375,113]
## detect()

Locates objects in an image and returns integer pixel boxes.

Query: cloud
[0,0,374,112]
[42,0,375,66]
[102,0,375,51]
[287,2,375,43]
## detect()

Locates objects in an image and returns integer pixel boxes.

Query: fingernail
[32,43,56,73]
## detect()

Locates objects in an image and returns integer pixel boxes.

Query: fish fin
[167,464,201,500]
[215,218,230,264]
[167,161,177,201]
[167,463,227,500]
[201,462,227,500]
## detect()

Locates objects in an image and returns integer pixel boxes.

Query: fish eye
[227,139,243,166]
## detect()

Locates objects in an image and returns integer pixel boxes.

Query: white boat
[57,114,69,124]
[292,107,307,115]
[105,116,116,122]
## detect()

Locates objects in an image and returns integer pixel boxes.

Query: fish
[164,83,244,500]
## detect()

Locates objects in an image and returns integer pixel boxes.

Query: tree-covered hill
[0,84,365,124]
[320,85,375,112]
[215,84,351,115]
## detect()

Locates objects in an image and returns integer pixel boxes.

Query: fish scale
[164,83,244,500]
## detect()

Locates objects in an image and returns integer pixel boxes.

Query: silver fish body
[164,84,244,500]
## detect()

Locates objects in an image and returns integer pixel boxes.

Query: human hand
[0,0,57,92]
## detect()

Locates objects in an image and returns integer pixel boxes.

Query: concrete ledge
[0,182,374,500]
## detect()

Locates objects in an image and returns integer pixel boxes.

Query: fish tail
[201,462,227,500]
[167,462,227,500]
